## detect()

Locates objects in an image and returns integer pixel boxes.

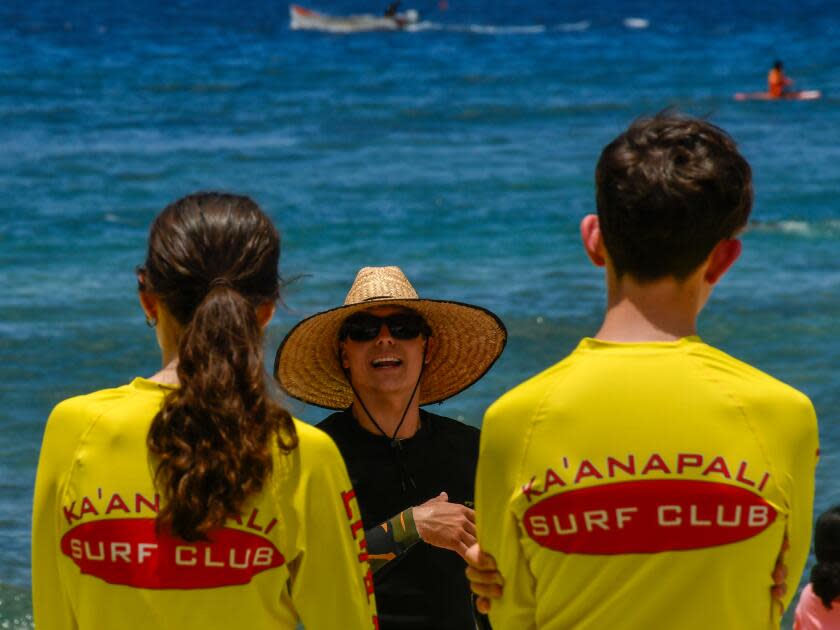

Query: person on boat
[32,193,378,629]
[384,1,400,17]
[274,266,506,630]
[769,60,794,98]
[794,504,840,629]
[468,113,818,629]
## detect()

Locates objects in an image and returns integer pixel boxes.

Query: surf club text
[521,452,770,503]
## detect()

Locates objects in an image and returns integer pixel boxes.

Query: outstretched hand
[413,492,476,559]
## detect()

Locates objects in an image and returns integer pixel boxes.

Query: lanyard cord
[339,340,428,490]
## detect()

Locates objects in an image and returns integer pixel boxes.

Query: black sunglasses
[339,312,431,342]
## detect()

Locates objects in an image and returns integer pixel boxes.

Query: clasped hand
[413,492,476,559]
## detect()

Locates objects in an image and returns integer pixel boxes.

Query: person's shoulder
[423,410,479,441]
[689,343,817,444]
[314,409,349,438]
[51,382,132,410]
[293,418,342,454]
[689,342,814,411]
[485,353,577,422]
[289,419,349,478]
[41,382,159,466]
[48,381,153,432]
[688,343,819,465]
[271,421,352,509]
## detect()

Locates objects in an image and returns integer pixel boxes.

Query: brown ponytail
[143,193,297,541]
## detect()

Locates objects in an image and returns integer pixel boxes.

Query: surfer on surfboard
[734,60,821,102]
[768,60,793,98]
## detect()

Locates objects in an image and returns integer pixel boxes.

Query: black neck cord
[339,340,428,491]
[342,340,427,442]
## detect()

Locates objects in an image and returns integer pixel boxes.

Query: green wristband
[389,508,421,548]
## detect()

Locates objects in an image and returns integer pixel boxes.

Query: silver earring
[146,317,157,328]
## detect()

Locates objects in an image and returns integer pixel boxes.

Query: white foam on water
[776,220,812,236]
[748,219,840,238]
[434,24,546,35]
[422,22,547,34]
[623,17,650,29]
[403,21,441,32]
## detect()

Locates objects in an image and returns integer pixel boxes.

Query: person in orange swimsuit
[768,60,793,98]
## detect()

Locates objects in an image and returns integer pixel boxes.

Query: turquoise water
[2,0,839,625]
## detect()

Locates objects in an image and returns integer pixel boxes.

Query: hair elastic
[209,276,234,289]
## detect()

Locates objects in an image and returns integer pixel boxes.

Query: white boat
[290,4,420,33]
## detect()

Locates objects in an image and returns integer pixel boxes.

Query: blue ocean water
[1,0,839,625]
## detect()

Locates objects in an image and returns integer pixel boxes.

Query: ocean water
[1,0,839,626]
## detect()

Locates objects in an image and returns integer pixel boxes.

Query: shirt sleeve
[476,396,538,630]
[778,397,819,613]
[31,400,84,630]
[365,508,421,573]
[290,435,378,630]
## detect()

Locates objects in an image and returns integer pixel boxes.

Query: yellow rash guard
[476,337,819,630]
[32,377,378,630]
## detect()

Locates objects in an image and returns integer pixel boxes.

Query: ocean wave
[0,583,32,629]
[13,130,300,161]
[747,219,840,238]
[623,17,650,29]
[409,22,547,34]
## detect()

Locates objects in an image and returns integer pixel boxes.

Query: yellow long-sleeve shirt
[32,377,378,630]
[477,337,819,630]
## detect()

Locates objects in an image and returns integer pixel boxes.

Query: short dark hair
[595,113,753,281]
[811,504,840,609]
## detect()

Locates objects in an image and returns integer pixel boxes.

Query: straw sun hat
[274,266,507,410]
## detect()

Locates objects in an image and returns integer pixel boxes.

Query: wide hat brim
[274,298,507,410]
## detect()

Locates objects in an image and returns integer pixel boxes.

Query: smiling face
[340,305,432,400]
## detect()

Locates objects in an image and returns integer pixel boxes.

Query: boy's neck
[594,270,705,342]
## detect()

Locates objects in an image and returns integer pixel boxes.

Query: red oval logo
[523,480,777,554]
[60,518,285,588]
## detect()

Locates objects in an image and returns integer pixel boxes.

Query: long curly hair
[142,192,298,541]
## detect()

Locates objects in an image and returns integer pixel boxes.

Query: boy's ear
[580,214,607,267]
[705,239,742,285]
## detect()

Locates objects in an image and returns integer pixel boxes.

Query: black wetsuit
[318,408,480,630]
